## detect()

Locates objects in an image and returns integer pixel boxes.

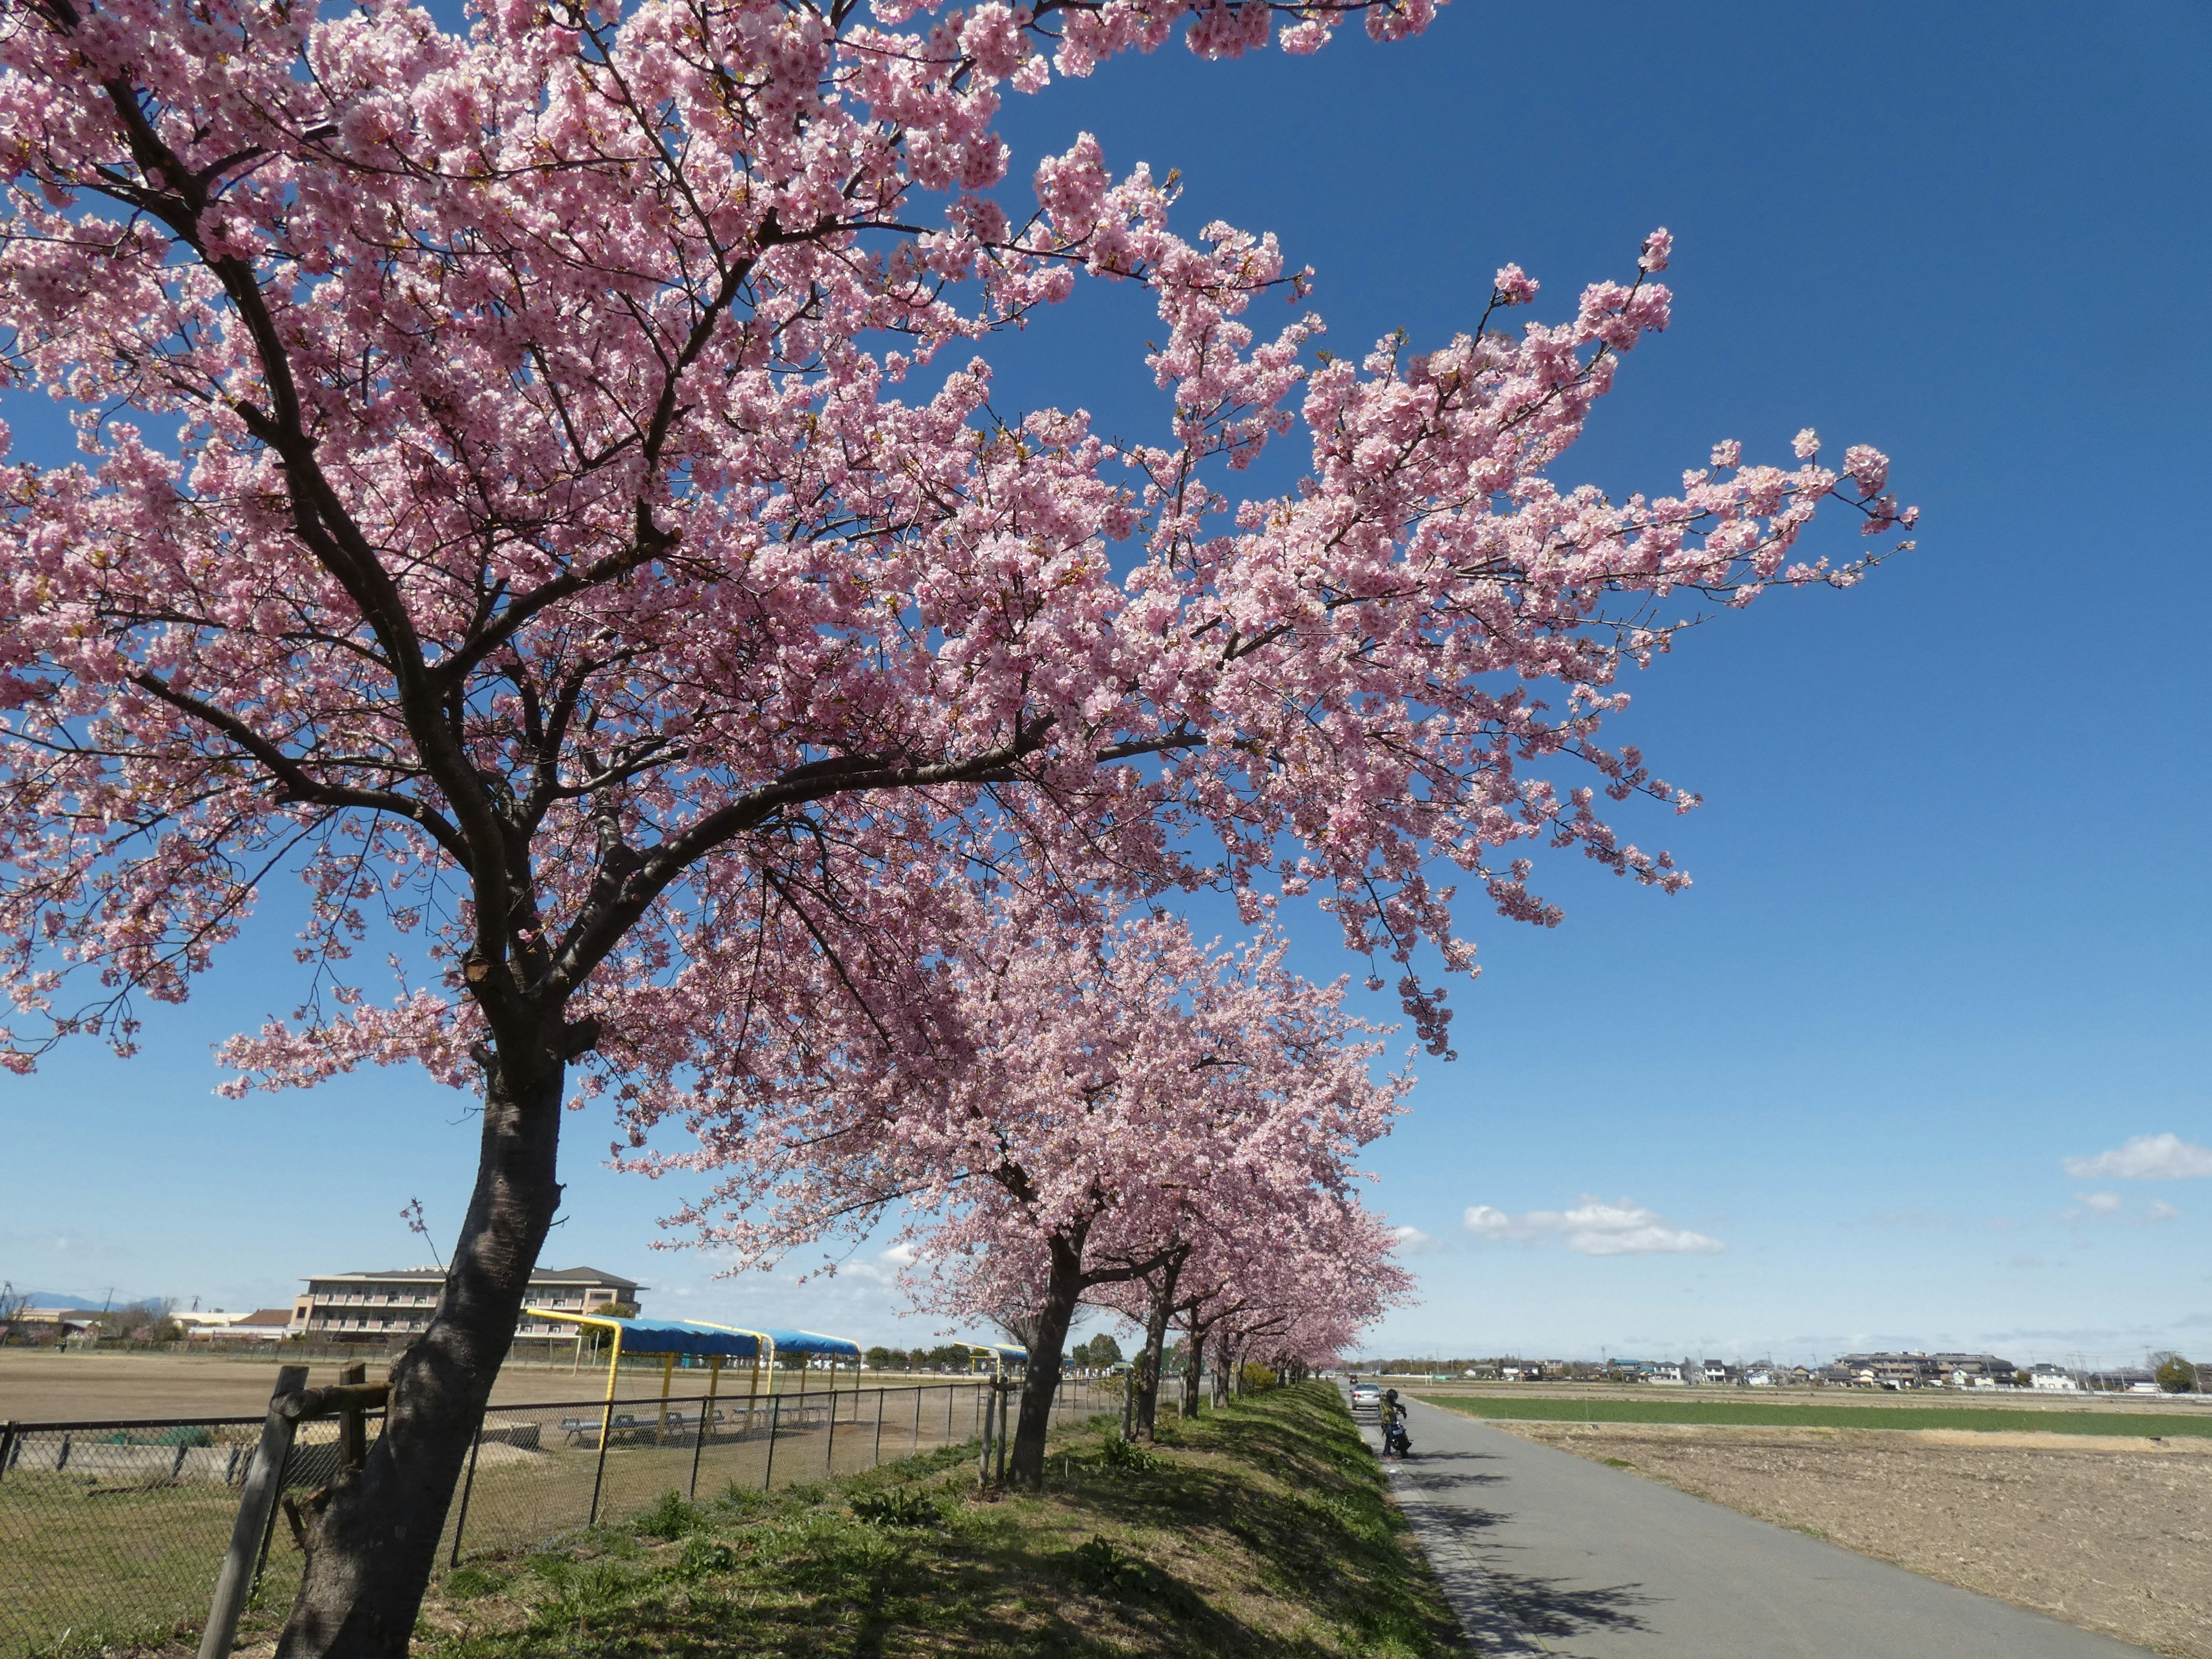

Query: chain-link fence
[1,1373,1119,1657]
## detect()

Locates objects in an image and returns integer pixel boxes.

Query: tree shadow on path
[1484,1571,1657,1641]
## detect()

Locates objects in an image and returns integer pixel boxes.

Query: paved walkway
[1360,1389,2150,1657]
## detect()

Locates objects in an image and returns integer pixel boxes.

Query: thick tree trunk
[1132,1262,1178,1442]
[275,1049,566,1659]
[1179,1326,1203,1418]
[1006,1234,1084,1488]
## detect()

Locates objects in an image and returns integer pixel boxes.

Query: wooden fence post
[976,1384,995,1487]
[994,1381,1010,1486]
[198,1365,307,1659]
[335,1362,368,1473]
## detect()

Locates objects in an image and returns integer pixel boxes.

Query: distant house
[2030,1364,2080,1393]
[294,1266,641,1346]
[1830,1351,2016,1390]
[183,1308,294,1342]
[2085,1368,2158,1395]
[12,1306,101,1337]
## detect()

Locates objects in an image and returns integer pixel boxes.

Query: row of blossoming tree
[631,902,1416,1471]
[0,0,1910,1646]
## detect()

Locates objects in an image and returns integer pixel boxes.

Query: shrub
[850,1487,944,1528]
[1096,1435,1158,1474]
[530,1557,635,1621]
[633,1490,702,1539]
[2155,1354,2198,1393]
[1066,1535,1147,1594]
[442,1567,503,1600]
[1240,1363,1278,1396]
[677,1535,737,1576]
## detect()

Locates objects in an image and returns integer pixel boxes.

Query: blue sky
[3,0,2209,1372]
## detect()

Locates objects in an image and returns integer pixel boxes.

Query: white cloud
[2063,1132,2212,1181]
[1390,1226,1445,1256]
[1463,1196,1724,1256]
[2148,1200,2179,1222]
[2079,1191,2123,1214]
[825,1241,919,1286]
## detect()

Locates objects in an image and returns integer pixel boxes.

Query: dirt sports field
[0,1350,977,1422]
[1483,1418,2212,1658]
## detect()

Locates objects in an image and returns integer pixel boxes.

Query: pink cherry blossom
[1493,262,1540,305]
[634,904,1408,1479]
[0,0,1908,1637]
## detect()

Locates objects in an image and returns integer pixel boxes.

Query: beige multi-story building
[293,1266,642,1345]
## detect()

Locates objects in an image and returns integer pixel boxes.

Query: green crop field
[1414,1394,2212,1438]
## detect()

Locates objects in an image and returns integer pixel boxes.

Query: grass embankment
[1416,1393,2212,1438]
[418,1382,1456,1659]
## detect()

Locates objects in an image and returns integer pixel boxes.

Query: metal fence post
[0,1419,17,1484]
[689,1358,724,1500]
[586,1325,626,1529]
[199,1365,306,1659]
[824,1376,838,1478]
[944,1384,954,1447]
[762,1395,780,1491]
[448,1431,483,1569]
[872,1388,884,1468]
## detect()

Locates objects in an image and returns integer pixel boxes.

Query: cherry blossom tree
[0,0,1909,1640]
[645,906,1408,1482]
[1095,1183,1404,1431]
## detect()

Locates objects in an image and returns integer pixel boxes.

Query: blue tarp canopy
[964,1342,1028,1365]
[762,1327,864,1360]
[527,1310,859,1362]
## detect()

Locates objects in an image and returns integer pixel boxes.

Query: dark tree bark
[275,1046,567,1658]
[1179,1325,1205,1418]
[1132,1256,1181,1442]
[1004,1232,1085,1488]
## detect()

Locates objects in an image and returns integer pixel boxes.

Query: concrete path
[1361,1389,2150,1657]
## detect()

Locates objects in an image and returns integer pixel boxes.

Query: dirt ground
[0,1350,969,1422]
[1491,1419,2212,1657]
[0,1349,636,1420]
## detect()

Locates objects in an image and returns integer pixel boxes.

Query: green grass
[0,1466,305,1659]
[414,1383,1459,1658]
[1415,1393,2212,1438]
